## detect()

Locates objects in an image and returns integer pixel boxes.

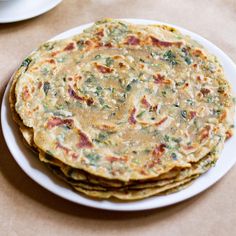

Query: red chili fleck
[47,117,74,129]
[128,107,137,124]
[119,62,125,68]
[51,51,60,57]
[125,36,140,45]
[96,64,113,73]
[226,130,233,140]
[68,86,84,101]
[193,49,205,57]
[106,156,128,163]
[86,97,94,106]
[140,169,148,175]
[85,40,92,46]
[183,145,195,150]
[56,142,70,154]
[200,88,210,96]
[22,86,30,101]
[155,117,168,126]
[104,42,112,48]
[141,96,151,108]
[152,144,166,158]
[153,74,171,84]
[219,111,227,122]
[196,75,201,81]
[38,81,42,89]
[199,125,211,142]
[189,111,197,120]
[64,42,75,51]
[47,59,55,64]
[72,153,78,160]
[77,130,93,149]
[96,30,104,37]
[150,36,182,47]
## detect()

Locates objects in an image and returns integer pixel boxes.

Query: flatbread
[13,19,234,182]
[9,19,234,200]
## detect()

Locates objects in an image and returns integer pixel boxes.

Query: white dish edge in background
[1,19,236,211]
[0,0,62,23]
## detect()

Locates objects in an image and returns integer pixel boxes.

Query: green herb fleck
[102,104,111,109]
[95,86,103,96]
[43,43,54,51]
[99,97,105,105]
[41,67,50,76]
[163,50,178,65]
[150,51,159,58]
[181,110,187,119]
[95,54,101,60]
[176,81,185,87]
[171,152,177,160]
[162,90,167,97]
[213,109,221,116]
[57,57,65,63]
[172,137,182,143]
[137,111,145,118]
[76,40,84,49]
[98,132,108,141]
[143,148,151,154]
[207,96,214,103]
[86,153,101,166]
[139,58,145,63]
[164,135,170,142]
[186,99,194,106]
[105,57,114,67]
[185,56,192,65]
[126,84,132,91]
[21,58,32,70]
[109,87,115,93]
[173,103,180,107]
[43,82,51,95]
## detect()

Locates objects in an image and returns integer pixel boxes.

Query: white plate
[0,0,62,23]
[1,19,236,211]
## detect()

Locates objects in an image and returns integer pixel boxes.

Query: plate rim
[1,18,236,211]
[0,0,62,23]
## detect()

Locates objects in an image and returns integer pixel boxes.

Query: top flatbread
[13,19,234,181]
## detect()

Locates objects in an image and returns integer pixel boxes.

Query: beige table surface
[0,0,236,235]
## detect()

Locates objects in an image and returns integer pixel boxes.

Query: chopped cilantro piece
[163,50,178,65]
[105,57,114,67]
[181,110,187,119]
[43,82,51,95]
[137,111,145,118]
[126,84,132,91]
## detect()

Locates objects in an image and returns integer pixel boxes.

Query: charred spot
[200,88,211,96]
[151,36,182,47]
[95,64,113,73]
[104,42,112,48]
[64,42,75,51]
[86,97,94,106]
[125,35,140,45]
[128,107,137,124]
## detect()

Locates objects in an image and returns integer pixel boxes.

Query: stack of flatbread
[9,19,235,200]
